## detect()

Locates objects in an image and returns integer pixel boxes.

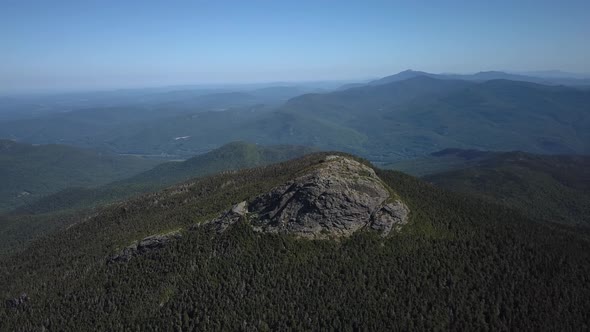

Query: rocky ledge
[207,155,409,238]
[108,230,182,263]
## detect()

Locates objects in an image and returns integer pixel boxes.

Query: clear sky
[1,0,589,92]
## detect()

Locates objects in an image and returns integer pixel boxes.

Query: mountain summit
[207,155,409,238]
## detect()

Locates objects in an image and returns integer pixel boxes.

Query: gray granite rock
[208,156,409,238]
[108,230,182,263]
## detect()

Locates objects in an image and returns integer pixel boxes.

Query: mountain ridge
[0,142,318,255]
[14,141,318,215]
[2,151,590,330]
[364,69,590,88]
[387,148,590,225]
[2,71,589,161]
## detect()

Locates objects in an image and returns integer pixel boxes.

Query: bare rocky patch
[207,155,409,238]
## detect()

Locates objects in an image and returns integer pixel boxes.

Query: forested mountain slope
[281,77,590,160]
[1,153,589,330]
[0,142,315,254]
[387,149,590,225]
[422,149,590,225]
[0,139,160,212]
[16,142,316,214]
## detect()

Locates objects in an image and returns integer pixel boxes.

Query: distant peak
[431,148,490,160]
[398,69,428,75]
[476,70,507,75]
[218,141,256,149]
[368,69,436,85]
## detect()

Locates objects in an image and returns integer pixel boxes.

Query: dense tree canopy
[1,153,589,330]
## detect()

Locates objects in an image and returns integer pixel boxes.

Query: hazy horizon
[2,0,590,93]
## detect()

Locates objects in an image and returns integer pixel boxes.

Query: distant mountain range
[365,69,590,87]
[1,70,589,161]
[281,76,590,160]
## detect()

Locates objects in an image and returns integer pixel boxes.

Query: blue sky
[1,0,589,92]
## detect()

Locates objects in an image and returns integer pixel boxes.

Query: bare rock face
[108,155,409,263]
[207,201,248,233]
[108,230,182,263]
[209,155,409,238]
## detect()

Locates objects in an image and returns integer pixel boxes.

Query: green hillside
[387,149,590,225]
[106,77,590,160]
[1,153,589,330]
[0,142,316,254]
[383,149,496,176]
[18,142,317,214]
[0,140,160,212]
[105,109,366,157]
[282,77,590,160]
[423,150,590,225]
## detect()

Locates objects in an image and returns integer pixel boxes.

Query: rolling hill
[17,142,318,215]
[0,139,160,212]
[104,109,366,157]
[0,142,317,254]
[281,76,590,160]
[100,75,590,160]
[387,148,590,226]
[2,72,589,161]
[0,85,317,151]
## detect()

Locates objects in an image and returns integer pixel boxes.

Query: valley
[3,71,588,162]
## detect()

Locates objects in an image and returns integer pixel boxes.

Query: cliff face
[209,155,409,238]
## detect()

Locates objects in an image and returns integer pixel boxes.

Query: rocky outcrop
[108,230,182,263]
[108,156,409,263]
[207,155,409,238]
[6,293,28,309]
[205,200,249,233]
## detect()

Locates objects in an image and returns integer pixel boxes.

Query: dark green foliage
[0,139,160,212]
[1,153,589,330]
[105,109,366,157]
[383,148,495,176]
[413,150,590,225]
[0,142,316,254]
[17,142,317,214]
